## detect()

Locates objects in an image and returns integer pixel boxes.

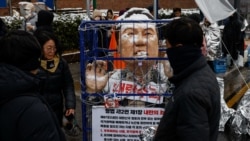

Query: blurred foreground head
[0,30,41,71]
[173,7,181,17]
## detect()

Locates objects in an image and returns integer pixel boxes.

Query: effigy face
[84,7,172,105]
[119,22,159,67]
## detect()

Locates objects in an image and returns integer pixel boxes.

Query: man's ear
[166,39,172,48]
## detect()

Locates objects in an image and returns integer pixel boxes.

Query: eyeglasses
[45,47,57,52]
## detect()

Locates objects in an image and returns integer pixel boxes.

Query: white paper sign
[92,106,164,141]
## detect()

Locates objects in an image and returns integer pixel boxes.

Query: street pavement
[66,62,82,141]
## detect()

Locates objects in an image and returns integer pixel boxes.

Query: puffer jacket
[0,63,66,141]
[154,57,221,141]
[37,58,76,125]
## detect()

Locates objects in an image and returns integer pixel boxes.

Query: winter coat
[37,57,76,125]
[0,63,66,141]
[154,57,221,141]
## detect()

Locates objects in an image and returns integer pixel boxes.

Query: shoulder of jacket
[0,93,39,106]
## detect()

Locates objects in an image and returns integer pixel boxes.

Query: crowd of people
[83,6,247,141]
[0,2,77,141]
[0,1,248,140]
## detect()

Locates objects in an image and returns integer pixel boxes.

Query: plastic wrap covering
[218,77,235,131]
[139,77,250,140]
[219,75,250,139]
[201,23,222,61]
[229,89,250,136]
[139,126,156,141]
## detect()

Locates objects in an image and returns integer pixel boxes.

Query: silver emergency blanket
[201,23,222,61]
[229,88,250,136]
[241,19,249,32]
[218,77,235,132]
[139,126,156,141]
[139,77,250,141]
[218,77,250,137]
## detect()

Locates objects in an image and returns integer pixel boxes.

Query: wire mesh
[79,19,173,141]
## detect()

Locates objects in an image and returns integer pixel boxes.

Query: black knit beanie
[0,30,41,71]
[36,10,54,27]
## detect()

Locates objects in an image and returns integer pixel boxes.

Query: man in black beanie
[0,30,66,141]
[35,10,54,33]
[154,18,221,141]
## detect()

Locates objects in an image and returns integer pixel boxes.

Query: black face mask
[19,57,40,71]
[166,45,202,75]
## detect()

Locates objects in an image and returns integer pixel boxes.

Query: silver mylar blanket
[201,23,222,61]
[218,77,250,136]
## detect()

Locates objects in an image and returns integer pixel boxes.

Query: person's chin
[46,57,55,60]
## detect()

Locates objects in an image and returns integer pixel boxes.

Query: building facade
[1,0,197,16]
[0,0,249,27]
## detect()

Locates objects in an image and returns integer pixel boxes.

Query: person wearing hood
[19,2,37,33]
[106,9,117,20]
[0,30,66,141]
[35,10,54,33]
[92,9,105,21]
[154,18,220,141]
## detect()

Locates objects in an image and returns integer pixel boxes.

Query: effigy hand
[85,60,108,93]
